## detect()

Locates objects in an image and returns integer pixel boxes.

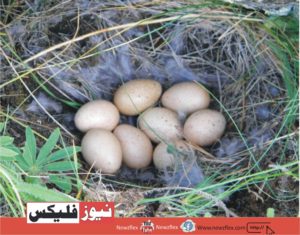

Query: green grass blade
[0,123,4,133]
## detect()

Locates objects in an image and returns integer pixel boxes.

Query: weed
[0,123,80,216]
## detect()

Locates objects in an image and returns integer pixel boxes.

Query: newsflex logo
[180,219,196,232]
[27,202,114,224]
[140,220,155,234]
[27,203,79,223]
[116,220,178,233]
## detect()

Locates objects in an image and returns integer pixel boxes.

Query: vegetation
[0,123,80,216]
[0,0,298,217]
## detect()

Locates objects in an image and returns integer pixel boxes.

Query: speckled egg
[74,100,119,132]
[113,124,153,169]
[81,129,122,174]
[153,140,192,170]
[138,107,183,143]
[184,109,226,146]
[114,79,162,115]
[161,82,210,115]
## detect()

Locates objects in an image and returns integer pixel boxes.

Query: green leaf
[9,146,21,155]
[25,176,42,184]
[24,127,37,165]
[22,145,33,167]
[49,175,72,193]
[0,146,19,159]
[47,146,81,163]
[16,182,77,202]
[36,128,60,165]
[44,161,76,172]
[15,155,30,170]
[0,136,14,146]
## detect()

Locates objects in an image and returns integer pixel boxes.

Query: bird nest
[1,0,298,217]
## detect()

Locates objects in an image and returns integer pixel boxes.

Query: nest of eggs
[75,80,225,177]
[2,0,297,216]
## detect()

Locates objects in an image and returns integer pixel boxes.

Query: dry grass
[0,0,298,217]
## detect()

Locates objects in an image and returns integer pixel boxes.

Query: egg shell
[74,100,120,132]
[113,124,153,169]
[184,109,226,146]
[138,107,183,143]
[81,129,122,174]
[114,79,162,115]
[153,140,192,170]
[161,82,210,115]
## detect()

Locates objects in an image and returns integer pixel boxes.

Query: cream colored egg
[74,100,120,132]
[114,79,162,115]
[161,82,210,115]
[81,129,122,174]
[138,107,183,143]
[153,140,192,170]
[184,109,226,146]
[113,124,153,169]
